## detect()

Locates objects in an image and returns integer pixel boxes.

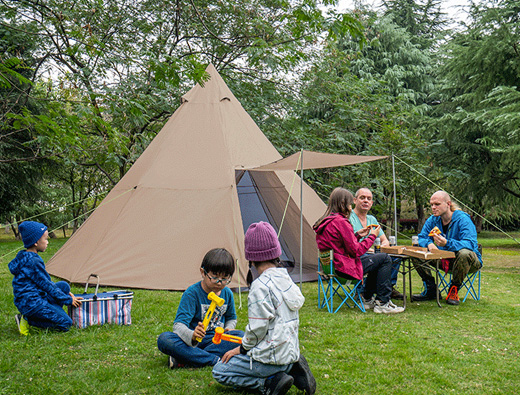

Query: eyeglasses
[203,268,232,285]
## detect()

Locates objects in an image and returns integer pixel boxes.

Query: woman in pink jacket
[314,188,404,314]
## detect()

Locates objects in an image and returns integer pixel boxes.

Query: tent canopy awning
[240,150,388,171]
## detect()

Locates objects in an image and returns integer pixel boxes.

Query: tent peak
[181,64,237,104]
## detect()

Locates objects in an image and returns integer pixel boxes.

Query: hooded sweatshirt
[242,267,304,365]
[314,213,376,280]
[8,250,72,315]
[418,210,483,264]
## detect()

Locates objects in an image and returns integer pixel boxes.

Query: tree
[380,0,448,49]
[281,9,436,230]
[427,0,520,227]
[1,0,364,224]
[0,17,45,220]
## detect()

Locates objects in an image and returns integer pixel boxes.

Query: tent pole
[300,148,304,288]
[392,154,398,239]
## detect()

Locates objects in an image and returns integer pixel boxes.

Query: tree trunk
[415,190,426,233]
[11,218,20,240]
[474,215,483,233]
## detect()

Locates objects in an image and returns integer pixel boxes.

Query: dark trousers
[360,253,393,303]
[157,330,244,367]
[26,281,73,331]
[413,248,482,287]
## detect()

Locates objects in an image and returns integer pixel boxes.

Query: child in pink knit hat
[212,222,316,395]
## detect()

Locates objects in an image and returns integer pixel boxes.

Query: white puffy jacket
[243,267,305,365]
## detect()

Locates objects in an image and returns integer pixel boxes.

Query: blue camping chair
[438,270,481,302]
[317,250,366,313]
[437,244,483,302]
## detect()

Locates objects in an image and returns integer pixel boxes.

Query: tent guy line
[394,155,520,246]
[0,186,137,262]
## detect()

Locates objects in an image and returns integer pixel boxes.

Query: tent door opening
[236,170,295,271]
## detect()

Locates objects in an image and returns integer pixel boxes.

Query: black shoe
[390,287,404,300]
[412,287,441,301]
[264,372,294,395]
[168,355,185,369]
[288,355,316,395]
[411,292,437,302]
[412,280,438,301]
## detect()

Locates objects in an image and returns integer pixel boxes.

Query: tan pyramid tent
[47,64,385,291]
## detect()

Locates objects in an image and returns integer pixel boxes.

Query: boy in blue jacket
[9,221,82,334]
[412,191,483,305]
[157,248,244,369]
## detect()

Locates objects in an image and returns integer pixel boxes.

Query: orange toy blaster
[212,327,243,345]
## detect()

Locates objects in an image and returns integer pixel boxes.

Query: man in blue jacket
[412,191,482,305]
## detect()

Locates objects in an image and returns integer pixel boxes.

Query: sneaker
[168,355,185,369]
[390,287,404,300]
[374,300,405,314]
[264,372,294,395]
[360,294,376,310]
[446,285,460,305]
[15,314,29,336]
[288,355,316,395]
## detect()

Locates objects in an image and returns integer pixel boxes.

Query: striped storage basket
[68,274,133,328]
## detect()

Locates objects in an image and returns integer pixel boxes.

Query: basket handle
[84,273,100,295]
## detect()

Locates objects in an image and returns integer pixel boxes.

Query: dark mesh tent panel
[236,171,294,270]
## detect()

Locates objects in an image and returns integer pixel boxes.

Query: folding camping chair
[317,250,366,313]
[437,244,483,302]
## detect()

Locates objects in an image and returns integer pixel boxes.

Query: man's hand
[428,243,439,252]
[192,322,206,342]
[432,233,447,247]
[221,346,240,363]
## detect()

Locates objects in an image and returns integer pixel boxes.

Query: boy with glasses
[157,248,244,369]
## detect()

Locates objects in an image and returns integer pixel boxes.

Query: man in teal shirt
[350,188,403,300]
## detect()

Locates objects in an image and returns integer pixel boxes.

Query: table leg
[402,261,407,309]
[435,260,442,308]
[408,259,414,304]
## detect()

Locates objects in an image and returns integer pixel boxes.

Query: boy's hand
[221,346,240,363]
[192,322,206,341]
[70,293,83,307]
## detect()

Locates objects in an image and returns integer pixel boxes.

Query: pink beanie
[244,222,282,262]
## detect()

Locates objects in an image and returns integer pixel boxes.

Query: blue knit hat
[19,221,48,248]
[244,222,282,262]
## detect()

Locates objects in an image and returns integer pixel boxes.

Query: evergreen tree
[380,0,448,49]
[427,0,520,227]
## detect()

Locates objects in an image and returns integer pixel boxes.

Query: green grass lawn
[1,233,519,394]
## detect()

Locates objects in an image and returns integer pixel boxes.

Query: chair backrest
[318,250,334,275]
[318,249,357,285]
